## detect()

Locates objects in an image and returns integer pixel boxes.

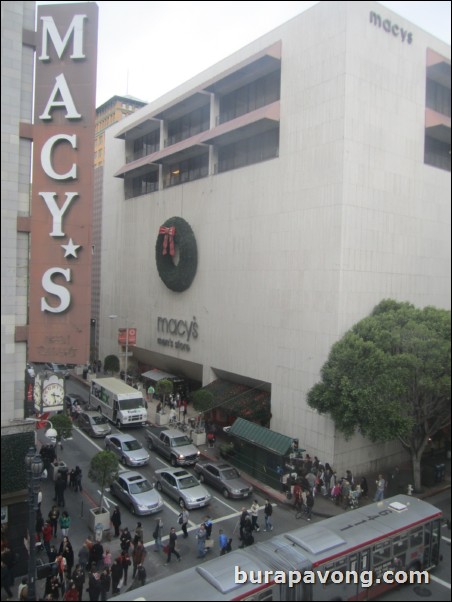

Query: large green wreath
[155,216,198,292]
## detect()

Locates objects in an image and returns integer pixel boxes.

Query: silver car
[110,471,163,515]
[105,434,150,467]
[154,467,212,509]
[194,462,253,499]
[76,410,111,437]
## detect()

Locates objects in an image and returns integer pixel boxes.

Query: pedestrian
[37,487,43,510]
[55,473,67,507]
[165,527,181,564]
[218,529,229,555]
[132,541,147,578]
[196,523,208,558]
[87,564,101,602]
[153,518,163,552]
[118,550,131,586]
[203,515,213,539]
[305,490,314,521]
[99,567,111,601]
[48,505,60,537]
[42,522,53,557]
[1,561,13,600]
[18,577,28,601]
[263,499,273,531]
[133,522,143,546]
[90,540,104,570]
[59,510,71,537]
[102,548,112,569]
[59,536,74,578]
[359,476,369,497]
[72,564,85,600]
[180,506,189,538]
[63,580,78,601]
[73,466,83,492]
[111,558,122,595]
[111,506,121,537]
[374,474,386,502]
[239,507,250,541]
[77,542,90,570]
[250,500,260,532]
[136,563,146,586]
[120,527,132,553]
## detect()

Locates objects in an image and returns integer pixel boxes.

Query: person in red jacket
[42,522,53,558]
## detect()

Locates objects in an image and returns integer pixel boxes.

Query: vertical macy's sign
[28,3,98,363]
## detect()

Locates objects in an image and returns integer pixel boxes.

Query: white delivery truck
[89,377,147,428]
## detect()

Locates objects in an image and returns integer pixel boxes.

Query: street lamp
[25,446,44,601]
[109,314,129,381]
[24,418,58,445]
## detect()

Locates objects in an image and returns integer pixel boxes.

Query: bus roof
[91,377,143,398]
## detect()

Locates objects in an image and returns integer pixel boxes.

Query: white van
[90,377,147,428]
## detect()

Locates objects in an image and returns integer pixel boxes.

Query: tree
[156,379,173,404]
[307,299,451,492]
[104,354,119,374]
[88,450,119,510]
[50,413,73,441]
[192,389,214,413]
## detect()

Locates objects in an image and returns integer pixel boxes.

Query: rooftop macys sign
[28,4,98,363]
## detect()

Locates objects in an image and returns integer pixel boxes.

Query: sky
[36,1,451,108]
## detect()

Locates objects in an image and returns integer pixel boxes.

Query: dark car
[194,461,253,498]
[65,394,87,413]
[76,410,111,437]
[44,362,70,379]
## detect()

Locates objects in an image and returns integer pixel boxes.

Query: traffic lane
[67,426,245,540]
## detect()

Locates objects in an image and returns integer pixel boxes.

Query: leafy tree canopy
[156,379,173,397]
[192,389,214,413]
[88,450,119,509]
[50,413,73,440]
[104,355,119,373]
[307,299,451,447]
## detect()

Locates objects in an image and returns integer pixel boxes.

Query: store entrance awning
[141,369,184,383]
[229,417,296,456]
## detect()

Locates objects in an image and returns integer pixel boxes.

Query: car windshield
[178,476,199,489]
[119,398,145,410]
[91,415,108,425]
[129,480,152,494]
[123,440,142,451]
[56,364,67,371]
[171,436,191,448]
[221,468,240,480]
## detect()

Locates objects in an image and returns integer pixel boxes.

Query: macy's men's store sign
[28,4,98,364]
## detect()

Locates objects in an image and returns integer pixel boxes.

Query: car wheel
[171,456,177,467]
[130,504,136,515]
[116,419,121,429]
[97,406,102,415]
[148,439,155,451]
[121,456,127,466]
[156,482,162,492]
[199,473,205,483]
[105,442,110,450]
[179,498,185,508]
[223,488,230,498]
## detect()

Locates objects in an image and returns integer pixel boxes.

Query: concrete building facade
[100,1,450,474]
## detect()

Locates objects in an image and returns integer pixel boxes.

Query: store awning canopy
[141,369,183,382]
[229,417,296,456]
[202,379,271,422]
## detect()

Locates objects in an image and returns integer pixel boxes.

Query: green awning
[229,417,294,456]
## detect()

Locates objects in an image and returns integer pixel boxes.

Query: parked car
[110,470,163,515]
[194,461,253,499]
[76,410,111,437]
[105,434,150,467]
[154,467,212,509]
[44,362,70,379]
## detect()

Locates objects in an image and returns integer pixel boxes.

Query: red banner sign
[118,328,137,346]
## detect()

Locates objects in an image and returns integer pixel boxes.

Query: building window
[164,153,209,188]
[132,130,160,161]
[125,170,159,199]
[166,105,210,146]
[424,135,451,171]
[219,70,280,125]
[426,78,451,117]
[218,127,279,173]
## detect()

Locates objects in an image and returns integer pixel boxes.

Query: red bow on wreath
[159,226,176,256]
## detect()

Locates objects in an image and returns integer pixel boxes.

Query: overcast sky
[36,1,451,107]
